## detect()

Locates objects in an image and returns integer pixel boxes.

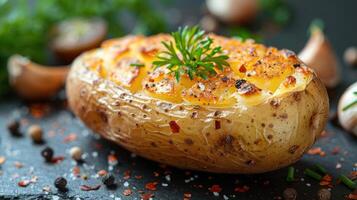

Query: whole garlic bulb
[206,0,259,24]
[338,82,357,136]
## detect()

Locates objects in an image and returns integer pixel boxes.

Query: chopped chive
[339,175,357,190]
[342,100,357,111]
[130,63,145,67]
[354,91,357,95]
[304,168,322,181]
[286,166,295,182]
[313,164,327,175]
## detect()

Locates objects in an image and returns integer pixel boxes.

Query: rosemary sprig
[153,26,230,82]
[342,91,357,111]
[130,63,145,67]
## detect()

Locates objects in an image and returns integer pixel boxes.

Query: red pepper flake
[319,175,333,187]
[239,65,247,73]
[18,180,31,187]
[210,184,222,193]
[169,121,180,133]
[14,161,24,169]
[135,175,143,179]
[348,194,357,200]
[63,133,77,143]
[307,147,325,156]
[108,154,118,165]
[153,172,160,177]
[184,192,192,200]
[123,170,131,180]
[29,103,49,118]
[72,166,81,177]
[141,193,154,200]
[0,156,6,165]
[331,146,340,155]
[80,184,101,191]
[123,189,133,196]
[234,185,250,193]
[215,120,221,130]
[97,170,108,177]
[349,171,357,181]
[145,182,158,191]
[51,156,65,164]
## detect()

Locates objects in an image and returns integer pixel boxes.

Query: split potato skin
[67,34,329,173]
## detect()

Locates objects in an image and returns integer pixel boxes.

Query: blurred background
[1,0,355,100]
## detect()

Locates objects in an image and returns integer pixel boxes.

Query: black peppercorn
[283,188,297,200]
[7,120,21,136]
[235,79,246,89]
[41,147,54,162]
[317,188,331,200]
[102,173,115,186]
[54,177,67,191]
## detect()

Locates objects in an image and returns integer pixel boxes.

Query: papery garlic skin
[299,29,340,88]
[338,82,357,136]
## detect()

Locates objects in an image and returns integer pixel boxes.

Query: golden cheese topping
[83,34,314,107]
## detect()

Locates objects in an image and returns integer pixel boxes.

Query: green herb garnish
[304,168,322,181]
[342,91,357,111]
[313,164,327,175]
[130,63,145,67]
[153,26,230,82]
[339,175,357,190]
[286,166,295,182]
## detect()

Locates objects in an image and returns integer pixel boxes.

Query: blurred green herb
[0,0,167,97]
[153,26,229,82]
[229,27,263,43]
[259,0,292,25]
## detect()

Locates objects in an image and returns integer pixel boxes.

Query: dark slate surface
[0,0,357,199]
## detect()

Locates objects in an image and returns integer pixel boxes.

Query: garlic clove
[298,27,340,88]
[206,0,259,24]
[7,55,69,100]
[338,82,357,136]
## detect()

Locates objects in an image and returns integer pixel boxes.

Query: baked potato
[67,29,329,173]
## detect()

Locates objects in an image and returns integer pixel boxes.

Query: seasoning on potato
[67,26,329,174]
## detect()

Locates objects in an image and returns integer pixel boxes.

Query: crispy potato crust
[67,34,329,173]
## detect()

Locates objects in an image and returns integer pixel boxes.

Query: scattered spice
[63,133,77,143]
[7,119,21,136]
[18,180,31,187]
[210,184,222,193]
[234,185,249,193]
[0,156,6,165]
[80,184,101,191]
[54,177,67,191]
[102,174,116,187]
[97,170,108,177]
[320,175,333,187]
[14,161,24,169]
[27,124,43,143]
[69,146,82,161]
[169,121,180,133]
[41,147,54,162]
[307,147,325,156]
[123,189,133,196]
[145,182,158,191]
[141,193,154,200]
[317,188,331,200]
[72,166,80,177]
[107,154,118,165]
[283,188,297,200]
